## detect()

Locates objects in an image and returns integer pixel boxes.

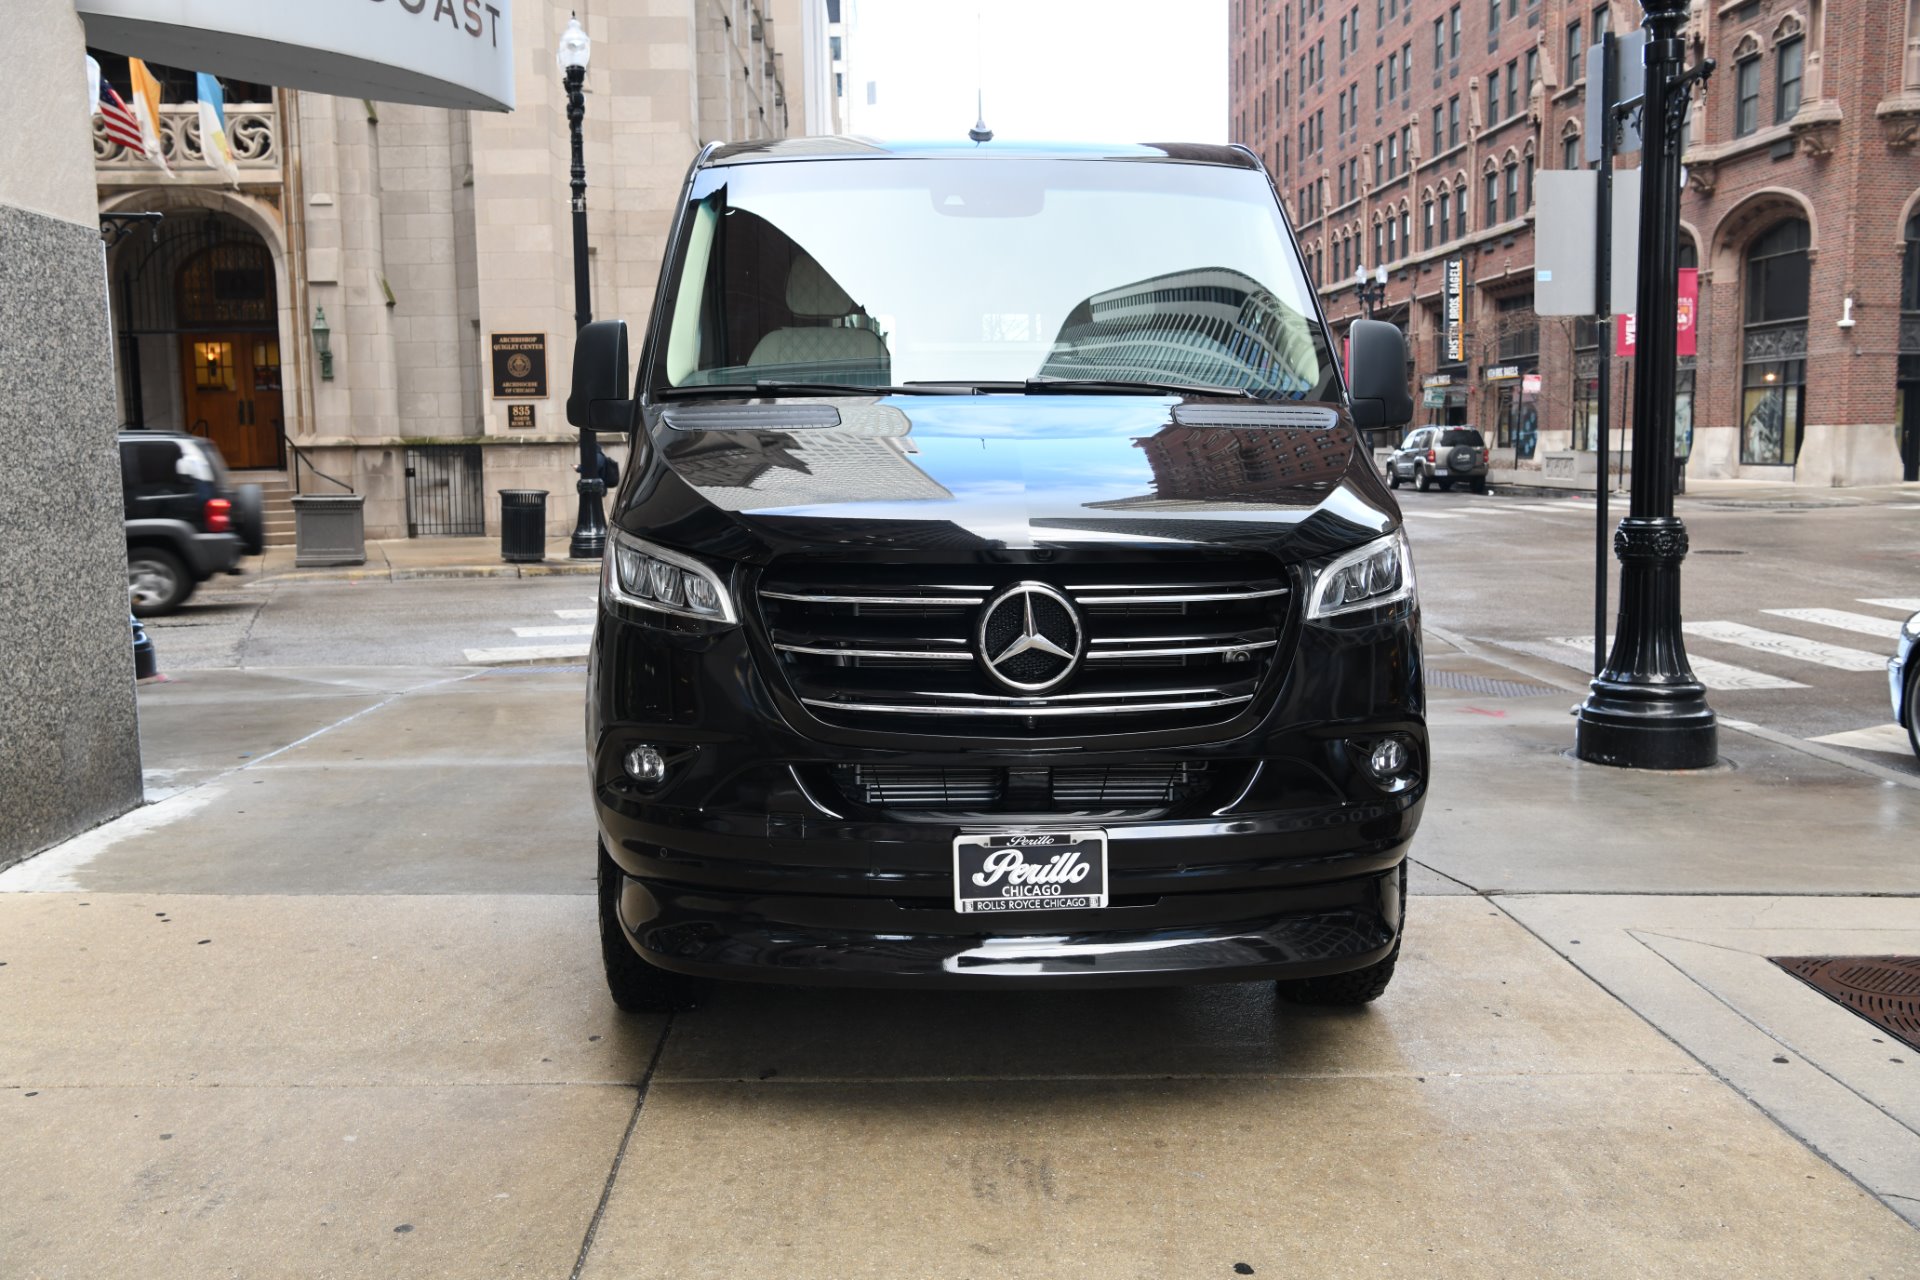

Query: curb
[249,562,602,584]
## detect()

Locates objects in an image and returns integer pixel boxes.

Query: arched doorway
[1739,219,1810,466]
[108,210,283,469]
[1900,210,1920,481]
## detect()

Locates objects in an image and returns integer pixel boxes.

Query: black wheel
[1471,478,1489,494]
[1905,664,1920,762]
[598,840,711,1012]
[1415,466,1432,492]
[128,547,192,617]
[1276,867,1404,1007]
[231,483,265,556]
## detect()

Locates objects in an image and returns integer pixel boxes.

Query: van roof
[701,136,1261,169]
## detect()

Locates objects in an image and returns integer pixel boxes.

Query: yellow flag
[128,58,171,174]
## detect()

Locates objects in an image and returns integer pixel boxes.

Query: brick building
[1231,0,1920,486]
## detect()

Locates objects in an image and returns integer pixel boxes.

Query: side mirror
[567,319,634,431]
[1346,318,1414,430]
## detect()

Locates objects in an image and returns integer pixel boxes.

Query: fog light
[1368,738,1409,780]
[623,744,668,787]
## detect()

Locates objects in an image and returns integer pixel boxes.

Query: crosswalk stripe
[1683,620,1888,672]
[463,642,591,665]
[513,624,594,638]
[1807,724,1916,757]
[1543,635,1806,691]
[1761,608,1905,640]
[1860,597,1920,614]
[554,608,597,620]
[1498,503,1585,512]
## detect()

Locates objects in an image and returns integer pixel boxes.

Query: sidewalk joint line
[570,1014,674,1280]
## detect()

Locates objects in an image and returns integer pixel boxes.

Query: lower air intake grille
[832,762,1211,814]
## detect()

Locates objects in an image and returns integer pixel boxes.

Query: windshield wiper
[655,380,971,400]
[1020,377,1262,398]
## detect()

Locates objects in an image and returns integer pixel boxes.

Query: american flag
[99,83,146,154]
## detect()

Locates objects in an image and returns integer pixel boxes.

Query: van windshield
[652,157,1335,401]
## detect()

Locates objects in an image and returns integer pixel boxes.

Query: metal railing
[278,423,354,495]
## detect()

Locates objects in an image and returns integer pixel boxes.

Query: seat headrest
[787,254,854,316]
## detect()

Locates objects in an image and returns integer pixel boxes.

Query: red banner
[1615,268,1698,357]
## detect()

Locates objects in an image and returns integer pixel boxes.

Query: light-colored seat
[747,255,888,368]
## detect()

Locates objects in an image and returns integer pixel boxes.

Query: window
[1776,37,1804,122]
[1524,152,1534,206]
[1563,129,1579,169]
[1433,105,1445,153]
[1449,95,1461,145]
[1735,55,1761,136]
[1455,184,1468,238]
[1485,169,1499,226]
[1402,206,1411,248]
[1375,220,1385,262]
[1341,14,1350,52]
[1376,62,1385,107]
[1489,0,1500,33]
[1387,214,1397,259]
[1387,133,1398,177]
[1450,4,1461,56]
[1388,50,1399,97]
[1433,17,1445,66]
[1740,219,1811,465]
[1375,140,1385,179]
[1566,18,1583,77]
[1525,50,1537,97]
[1424,198,1436,248]
[1504,161,1519,220]
[1487,68,1501,121]
[1401,42,1413,92]
[1592,4,1609,39]
[1505,57,1519,117]
[1439,189,1452,240]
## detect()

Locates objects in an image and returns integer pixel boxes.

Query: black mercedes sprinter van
[572,138,1421,1011]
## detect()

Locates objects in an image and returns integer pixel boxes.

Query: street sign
[1442,259,1466,362]
[1585,32,1646,162]
[1532,170,1641,316]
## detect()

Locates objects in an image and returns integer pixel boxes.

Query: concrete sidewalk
[1,643,1917,1276]
[228,536,603,585]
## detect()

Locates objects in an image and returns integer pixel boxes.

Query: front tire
[598,840,711,1012]
[1275,945,1400,1006]
[1387,465,1401,489]
[128,547,192,617]
[1905,664,1920,762]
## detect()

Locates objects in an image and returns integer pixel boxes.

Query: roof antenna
[968,8,992,142]
[969,89,993,144]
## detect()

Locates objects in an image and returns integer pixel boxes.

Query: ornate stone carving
[93,102,279,174]
[1686,159,1718,195]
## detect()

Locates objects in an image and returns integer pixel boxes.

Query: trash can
[292,493,366,567]
[500,489,548,563]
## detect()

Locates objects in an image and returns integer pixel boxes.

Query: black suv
[119,430,262,615]
[574,140,1424,1011]
[1386,426,1489,492]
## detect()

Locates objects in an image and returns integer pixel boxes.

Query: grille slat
[833,763,1213,814]
[759,558,1290,738]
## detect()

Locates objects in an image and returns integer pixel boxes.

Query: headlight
[1306,528,1416,620]
[604,529,738,623]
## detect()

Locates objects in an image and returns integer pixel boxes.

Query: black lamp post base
[1574,699,1717,770]
[568,529,606,559]
[569,476,607,560]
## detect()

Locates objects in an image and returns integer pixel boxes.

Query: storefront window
[1490,295,1539,458]
[1572,316,1601,451]
[1739,219,1809,465]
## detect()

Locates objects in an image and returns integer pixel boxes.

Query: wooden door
[180,334,280,469]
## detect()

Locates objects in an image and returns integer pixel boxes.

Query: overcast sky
[843,1,1226,145]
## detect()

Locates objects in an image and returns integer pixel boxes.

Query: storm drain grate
[1426,669,1556,698]
[1772,956,1920,1051]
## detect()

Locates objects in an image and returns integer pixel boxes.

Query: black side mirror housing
[1346,318,1414,431]
[566,320,634,432]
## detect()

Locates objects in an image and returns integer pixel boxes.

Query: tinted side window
[123,440,189,492]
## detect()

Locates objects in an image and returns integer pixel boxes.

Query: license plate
[1434,467,1449,476]
[953,830,1108,913]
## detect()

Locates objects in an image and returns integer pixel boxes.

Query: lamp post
[558,14,607,560]
[1355,264,1388,319]
[1574,1,1717,769]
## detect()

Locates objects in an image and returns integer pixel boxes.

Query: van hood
[622,394,1399,563]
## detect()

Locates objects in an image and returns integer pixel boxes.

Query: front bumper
[612,862,1404,988]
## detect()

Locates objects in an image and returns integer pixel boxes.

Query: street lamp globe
[557,14,591,72]
[1375,265,1388,286]
[1354,266,1367,290]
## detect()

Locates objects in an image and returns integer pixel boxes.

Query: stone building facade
[94,0,835,539]
[1232,0,1920,486]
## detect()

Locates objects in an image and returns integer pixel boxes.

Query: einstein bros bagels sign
[78,0,516,111]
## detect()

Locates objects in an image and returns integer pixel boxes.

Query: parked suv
[120,430,263,616]
[1387,426,1489,493]
[574,140,1423,1011]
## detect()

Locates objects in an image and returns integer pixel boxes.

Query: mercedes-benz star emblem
[976,582,1084,693]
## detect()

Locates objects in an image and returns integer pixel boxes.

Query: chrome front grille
[759,558,1290,737]
[833,762,1212,813]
